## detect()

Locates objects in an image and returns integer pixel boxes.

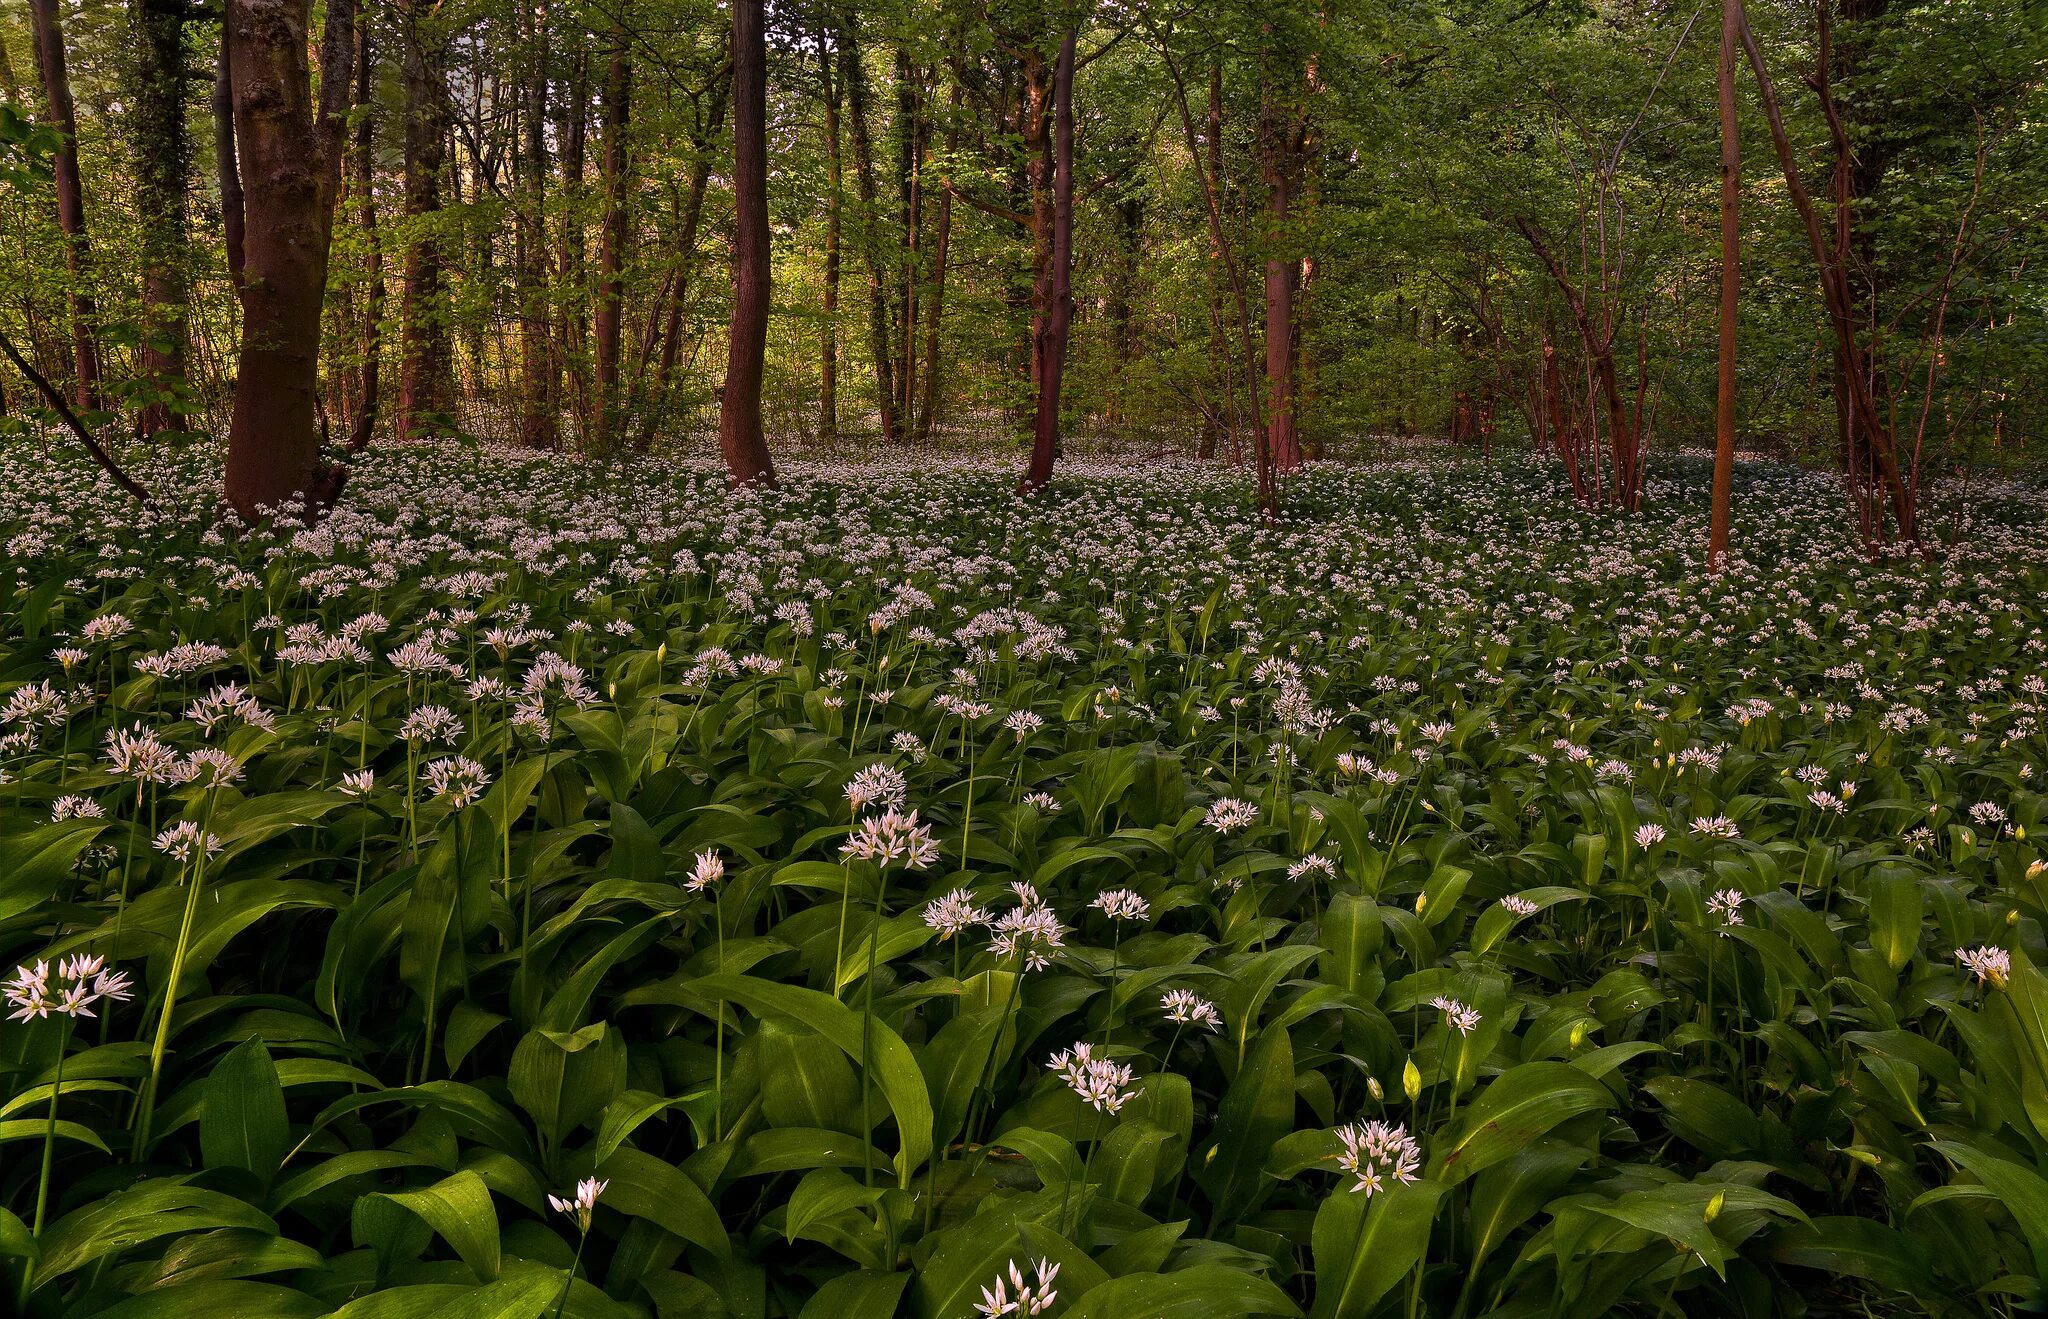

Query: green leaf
[1311,1179,1447,1319]
[797,1269,911,1319]
[691,973,933,1186]
[1432,1062,1615,1186]
[1193,1024,1294,1219]
[361,1170,501,1282]
[596,1145,733,1259]
[202,1037,290,1188]
[92,1281,326,1319]
[32,1182,279,1286]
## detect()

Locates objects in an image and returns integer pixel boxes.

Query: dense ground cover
[1,445,2045,1318]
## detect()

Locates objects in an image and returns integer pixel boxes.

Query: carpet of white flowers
[2,443,2046,1318]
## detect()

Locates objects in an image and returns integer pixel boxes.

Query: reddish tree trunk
[718,0,776,486]
[29,0,103,413]
[1019,31,1075,493]
[221,0,354,520]
[398,3,453,441]
[1709,0,1740,571]
[214,36,246,292]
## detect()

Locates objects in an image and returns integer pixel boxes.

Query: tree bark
[28,0,103,413]
[636,65,728,449]
[214,34,245,291]
[1019,30,1075,493]
[820,35,843,441]
[914,86,959,445]
[1709,0,1739,571]
[591,40,632,452]
[397,0,453,441]
[514,2,555,450]
[220,0,354,520]
[840,23,899,443]
[131,0,191,436]
[347,19,383,449]
[718,0,776,485]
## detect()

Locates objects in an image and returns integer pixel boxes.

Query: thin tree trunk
[398,0,453,440]
[514,6,554,449]
[29,0,102,413]
[635,61,727,448]
[1708,0,1739,570]
[718,0,776,485]
[221,0,354,520]
[820,35,842,441]
[840,23,899,443]
[132,0,191,436]
[591,42,632,452]
[214,35,246,292]
[347,19,384,449]
[555,42,590,434]
[914,87,959,444]
[1019,30,1075,493]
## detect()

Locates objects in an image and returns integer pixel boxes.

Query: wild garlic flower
[548,1177,607,1233]
[840,809,942,870]
[923,888,989,939]
[1205,797,1260,834]
[6,955,133,1022]
[1430,995,1481,1035]
[422,755,492,807]
[1023,790,1060,812]
[339,769,376,796]
[50,795,103,822]
[1706,888,1746,927]
[1049,1042,1142,1114]
[1331,1119,1422,1196]
[844,764,909,814]
[1958,945,2011,987]
[989,904,1065,970]
[1004,709,1045,738]
[686,849,725,893]
[1633,823,1666,847]
[1497,894,1539,917]
[154,820,222,864]
[1690,815,1740,840]
[974,1258,1060,1317]
[1161,988,1221,1030]
[1090,889,1150,922]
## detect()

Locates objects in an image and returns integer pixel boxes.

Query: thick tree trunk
[840,25,899,443]
[1019,31,1075,493]
[221,0,354,520]
[514,10,556,450]
[29,0,103,413]
[347,20,383,449]
[820,37,843,441]
[398,1,453,441]
[718,0,776,485]
[1258,70,1303,478]
[591,42,632,452]
[132,0,191,436]
[1709,0,1739,571]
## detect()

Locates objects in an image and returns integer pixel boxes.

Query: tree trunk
[345,20,383,449]
[131,0,191,436]
[398,0,453,440]
[591,41,632,452]
[214,35,246,292]
[718,0,776,486]
[555,42,590,435]
[634,64,728,449]
[820,35,842,441]
[28,0,103,413]
[914,89,958,444]
[1709,0,1740,571]
[840,24,899,443]
[1019,30,1075,493]
[514,9,556,450]
[221,0,354,520]
[1258,62,1303,480]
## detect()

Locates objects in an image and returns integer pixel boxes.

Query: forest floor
[0,441,2042,1316]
